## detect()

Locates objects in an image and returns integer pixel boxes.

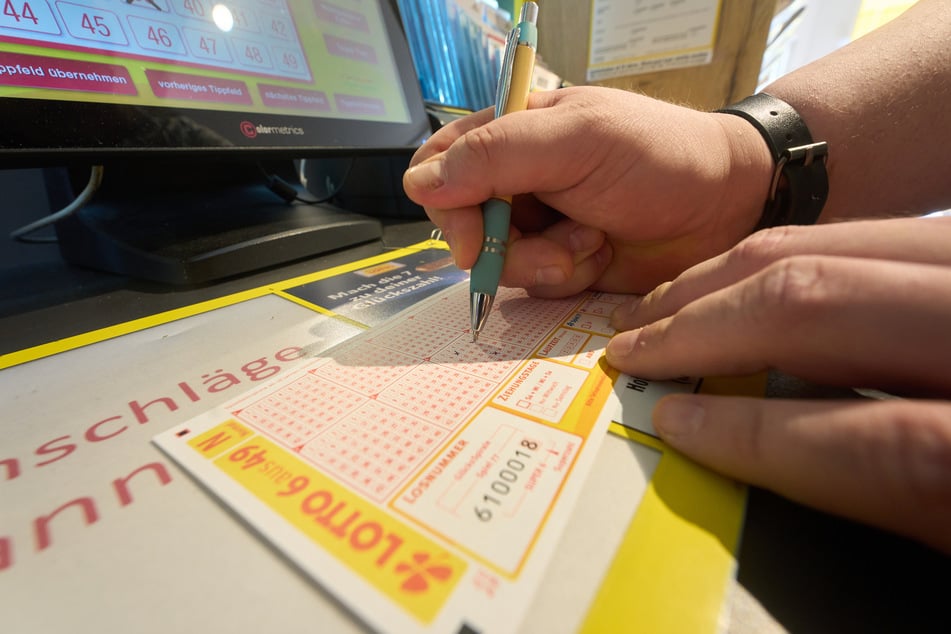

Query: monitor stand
[46,163,383,285]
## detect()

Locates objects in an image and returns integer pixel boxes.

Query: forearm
[764,0,951,220]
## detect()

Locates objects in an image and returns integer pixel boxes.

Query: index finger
[408,106,495,168]
[612,216,951,332]
[606,256,951,395]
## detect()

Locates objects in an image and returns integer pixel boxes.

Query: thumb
[652,394,951,554]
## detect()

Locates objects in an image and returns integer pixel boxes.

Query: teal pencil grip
[517,19,537,48]
[470,197,511,295]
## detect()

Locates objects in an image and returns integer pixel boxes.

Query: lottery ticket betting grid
[155,284,624,634]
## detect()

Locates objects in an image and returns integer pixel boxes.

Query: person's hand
[403,86,773,296]
[606,216,951,553]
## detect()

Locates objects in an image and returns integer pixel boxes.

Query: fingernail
[619,295,643,314]
[606,328,640,362]
[611,296,643,327]
[441,231,461,267]
[441,229,454,250]
[654,396,705,440]
[593,242,611,269]
[404,159,446,191]
[568,224,603,253]
[534,265,567,286]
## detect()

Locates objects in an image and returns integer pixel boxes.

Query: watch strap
[718,92,829,230]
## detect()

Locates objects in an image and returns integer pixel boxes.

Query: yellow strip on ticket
[193,421,466,624]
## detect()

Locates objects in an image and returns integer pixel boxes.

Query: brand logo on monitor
[239,121,258,138]
[239,120,306,139]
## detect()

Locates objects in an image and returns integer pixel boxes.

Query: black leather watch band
[718,92,829,230]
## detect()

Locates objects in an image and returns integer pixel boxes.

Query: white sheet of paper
[587,0,722,81]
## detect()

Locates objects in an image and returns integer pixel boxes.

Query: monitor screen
[0,0,430,162]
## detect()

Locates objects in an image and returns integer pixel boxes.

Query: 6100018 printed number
[473,439,538,522]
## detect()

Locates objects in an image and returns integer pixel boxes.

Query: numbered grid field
[413,287,580,348]
[481,292,581,348]
[313,342,420,396]
[300,400,447,502]
[234,373,364,448]
[379,364,495,429]
[6,0,311,81]
[429,337,529,383]
[364,319,463,359]
[236,285,589,496]
[411,291,473,332]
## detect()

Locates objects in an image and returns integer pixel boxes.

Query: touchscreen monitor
[0,0,430,161]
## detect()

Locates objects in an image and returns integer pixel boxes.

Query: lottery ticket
[154,283,623,634]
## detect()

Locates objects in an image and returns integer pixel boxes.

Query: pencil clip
[495,25,519,119]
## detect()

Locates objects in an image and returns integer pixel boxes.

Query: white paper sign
[587,0,722,81]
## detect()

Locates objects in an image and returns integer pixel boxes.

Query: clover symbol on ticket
[396,551,455,593]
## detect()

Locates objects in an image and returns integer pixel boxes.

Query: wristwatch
[718,92,829,230]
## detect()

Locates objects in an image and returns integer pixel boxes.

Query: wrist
[711,111,776,237]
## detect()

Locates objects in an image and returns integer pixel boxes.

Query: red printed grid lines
[413,286,581,348]
[314,343,420,396]
[234,285,588,501]
[300,400,445,502]
[365,319,462,359]
[430,338,528,383]
[234,373,364,448]
[378,364,493,429]
[410,291,471,332]
[480,291,580,348]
